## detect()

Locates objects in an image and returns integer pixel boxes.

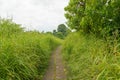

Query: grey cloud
[0,0,69,31]
[31,0,54,6]
[0,1,3,5]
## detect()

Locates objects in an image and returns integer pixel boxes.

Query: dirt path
[43,46,67,80]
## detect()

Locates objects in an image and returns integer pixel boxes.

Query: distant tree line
[53,24,71,39]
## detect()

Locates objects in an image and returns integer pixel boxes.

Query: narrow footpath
[43,46,67,80]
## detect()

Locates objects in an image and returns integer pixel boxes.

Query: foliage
[62,32,120,80]
[53,24,71,39]
[0,18,61,80]
[57,24,69,36]
[65,0,120,36]
[63,0,120,79]
[0,18,24,37]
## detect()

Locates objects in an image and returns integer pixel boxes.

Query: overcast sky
[0,0,69,32]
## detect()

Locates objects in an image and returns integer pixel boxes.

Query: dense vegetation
[0,18,61,80]
[63,0,120,80]
[0,0,120,80]
[63,32,120,80]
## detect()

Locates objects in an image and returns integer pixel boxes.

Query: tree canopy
[65,0,120,37]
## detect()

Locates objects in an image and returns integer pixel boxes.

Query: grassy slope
[62,32,120,80]
[0,32,61,80]
[0,19,62,80]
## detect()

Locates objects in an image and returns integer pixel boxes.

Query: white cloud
[0,0,69,32]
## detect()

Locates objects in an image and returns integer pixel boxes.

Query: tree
[57,24,68,36]
[53,24,71,39]
[64,0,120,37]
[64,0,86,31]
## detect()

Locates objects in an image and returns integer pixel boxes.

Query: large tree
[65,0,120,36]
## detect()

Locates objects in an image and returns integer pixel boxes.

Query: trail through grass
[43,46,67,80]
[0,18,62,80]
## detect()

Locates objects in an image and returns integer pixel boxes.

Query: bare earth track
[43,46,66,80]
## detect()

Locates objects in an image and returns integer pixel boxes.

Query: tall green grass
[63,32,120,80]
[0,18,61,80]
